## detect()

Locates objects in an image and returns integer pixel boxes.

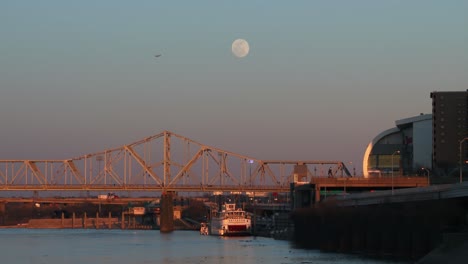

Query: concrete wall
[292,198,466,261]
[28,217,119,229]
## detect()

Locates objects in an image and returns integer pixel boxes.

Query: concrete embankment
[416,233,468,264]
[291,199,467,261]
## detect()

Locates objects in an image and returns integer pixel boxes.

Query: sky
[1,1,467,174]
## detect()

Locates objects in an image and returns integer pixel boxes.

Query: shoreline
[0,225,27,229]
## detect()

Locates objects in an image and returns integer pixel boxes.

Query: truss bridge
[0,131,352,194]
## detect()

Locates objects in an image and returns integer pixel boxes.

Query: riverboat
[207,203,251,236]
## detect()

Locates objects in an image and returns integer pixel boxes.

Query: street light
[460,137,468,183]
[348,162,354,177]
[421,167,430,184]
[248,159,254,185]
[391,150,400,195]
[248,159,255,235]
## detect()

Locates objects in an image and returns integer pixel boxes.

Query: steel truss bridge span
[0,131,351,193]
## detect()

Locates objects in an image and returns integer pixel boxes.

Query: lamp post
[248,159,255,235]
[248,159,254,184]
[421,167,430,184]
[460,137,468,183]
[391,150,400,195]
[348,162,353,177]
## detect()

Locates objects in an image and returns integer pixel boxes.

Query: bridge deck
[309,176,429,188]
[333,181,468,206]
[0,184,290,193]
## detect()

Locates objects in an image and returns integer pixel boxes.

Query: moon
[232,39,250,58]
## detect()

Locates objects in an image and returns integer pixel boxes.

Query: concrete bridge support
[160,192,174,233]
[0,202,5,225]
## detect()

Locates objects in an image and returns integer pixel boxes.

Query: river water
[0,229,407,264]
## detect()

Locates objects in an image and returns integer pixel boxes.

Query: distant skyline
[1,1,467,174]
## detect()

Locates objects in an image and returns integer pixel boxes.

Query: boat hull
[209,220,251,236]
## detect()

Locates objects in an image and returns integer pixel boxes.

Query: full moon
[231,39,249,58]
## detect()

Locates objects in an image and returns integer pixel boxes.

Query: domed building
[362,114,432,178]
[362,90,467,182]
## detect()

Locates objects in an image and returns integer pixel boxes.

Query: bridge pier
[160,192,174,233]
[0,202,5,225]
[315,185,321,203]
[83,212,87,229]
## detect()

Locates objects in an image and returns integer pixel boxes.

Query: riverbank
[0,201,126,226]
[291,199,467,262]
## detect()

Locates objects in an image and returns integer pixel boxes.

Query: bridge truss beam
[0,131,350,193]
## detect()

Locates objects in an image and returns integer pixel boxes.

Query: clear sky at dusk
[1,1,467,174]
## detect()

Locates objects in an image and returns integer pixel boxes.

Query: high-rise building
[431,90,468,178]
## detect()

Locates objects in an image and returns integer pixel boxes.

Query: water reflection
[0,229,406,264]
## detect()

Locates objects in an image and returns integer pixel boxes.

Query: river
[0,229,407,264]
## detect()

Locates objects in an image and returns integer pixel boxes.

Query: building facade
[362,114,432,178]
[362,90,468,183]
[431,90,468,178]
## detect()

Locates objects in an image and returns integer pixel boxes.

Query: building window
[368,155,377,168]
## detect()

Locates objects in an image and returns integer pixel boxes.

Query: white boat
[208,203,251,236]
